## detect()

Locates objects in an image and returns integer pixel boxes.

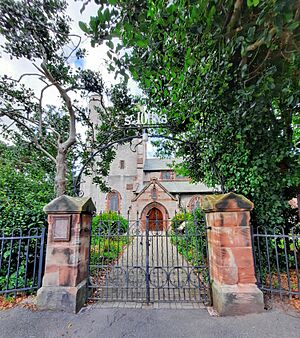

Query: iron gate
[88,212,211,304]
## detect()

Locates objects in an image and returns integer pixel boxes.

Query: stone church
[82,98,217,229]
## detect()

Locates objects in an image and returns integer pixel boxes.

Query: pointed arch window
[106,191,121,212]
[188,195,202,211]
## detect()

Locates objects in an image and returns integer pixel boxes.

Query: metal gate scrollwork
[88,211,211,304]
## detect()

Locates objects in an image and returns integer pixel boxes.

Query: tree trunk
[55,148,67,197]
[297,192,300,221]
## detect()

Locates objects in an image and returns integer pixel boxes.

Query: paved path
[91,228,209,303]
[0,305,299,338]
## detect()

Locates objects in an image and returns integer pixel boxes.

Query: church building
[82,99,217,229]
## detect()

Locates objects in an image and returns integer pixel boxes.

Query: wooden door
[147,208,163,231]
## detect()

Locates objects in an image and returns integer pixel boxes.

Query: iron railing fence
[252,225,300,299]
[0,227,46,297]
[88,211,211,304]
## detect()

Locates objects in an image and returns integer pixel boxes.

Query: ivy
[81,0,300,228]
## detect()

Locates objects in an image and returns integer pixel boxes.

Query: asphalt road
[0,305,299,338]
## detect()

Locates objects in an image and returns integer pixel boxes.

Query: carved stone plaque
[52,215,71,241]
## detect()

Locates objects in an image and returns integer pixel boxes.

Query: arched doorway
[140,201,169,231]
[147,207,163,231]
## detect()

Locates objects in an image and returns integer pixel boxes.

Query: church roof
[132,178,177,202]
[160,181,216,193]
[143,158,180,171]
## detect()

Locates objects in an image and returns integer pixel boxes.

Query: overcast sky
[0,0,155,156]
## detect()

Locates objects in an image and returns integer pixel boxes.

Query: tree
[0,0,106,196]
[0,141,54,231]
[82,0,300,226]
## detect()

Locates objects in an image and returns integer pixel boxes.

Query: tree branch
[40,62,76,151]
[244,49,271,83]
[38,83,54,133]
[3,112,56,163]
[1,108,62,142]
[226,0,243,33]
[65,34,82,61]
[246,28,276,52]
[17,73,45,83]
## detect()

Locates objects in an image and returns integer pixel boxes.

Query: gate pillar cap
[201,192,253,212]
[44,195,96,214]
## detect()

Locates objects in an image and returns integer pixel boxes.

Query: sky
[0,0,156,157]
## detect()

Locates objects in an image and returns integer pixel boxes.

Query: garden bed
[262,269,300,313]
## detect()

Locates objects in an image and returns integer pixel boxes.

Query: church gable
[132,178,177,202]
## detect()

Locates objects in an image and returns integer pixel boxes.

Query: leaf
[89,17,98,31]
[104,8,111,22]
[106,40,114,49]
[136,40,147,48]
[116,43,123,53]
[288,22,299,31]
[78,21,89,33]
[247,0,260,7]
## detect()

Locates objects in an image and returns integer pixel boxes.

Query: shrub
[0,142,54,233]
[170,208,207,266]
[0,143,53,294]
[90,211,130,268]
[92,211,128,235]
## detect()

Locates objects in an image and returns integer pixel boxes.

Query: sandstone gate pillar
[201,192,264,316]
[37,195,95,313]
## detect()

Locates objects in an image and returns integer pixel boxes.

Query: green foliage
[90,237,129,266]
[170,211,193,230]
[253,226,300,292]
[170,209,207,267]
[92,211,128,235]
[90,211,130,267]
[0,0,70,61]
[0,141,54,232]
[0,0,108,196]
[83,0,300,228]
[0,142,52,293]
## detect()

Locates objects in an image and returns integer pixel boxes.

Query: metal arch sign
[124,104,167,126]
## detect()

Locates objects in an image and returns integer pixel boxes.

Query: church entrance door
[147,207,163,231]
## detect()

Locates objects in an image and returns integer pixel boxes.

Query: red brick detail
[58,265,79,287]
[212,247,235,267]
[45,264,59,274]
[81,214,91,229]
[187,195,203,211]
[42,212,91,289]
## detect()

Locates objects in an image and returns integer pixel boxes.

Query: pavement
[0,303,299,338]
